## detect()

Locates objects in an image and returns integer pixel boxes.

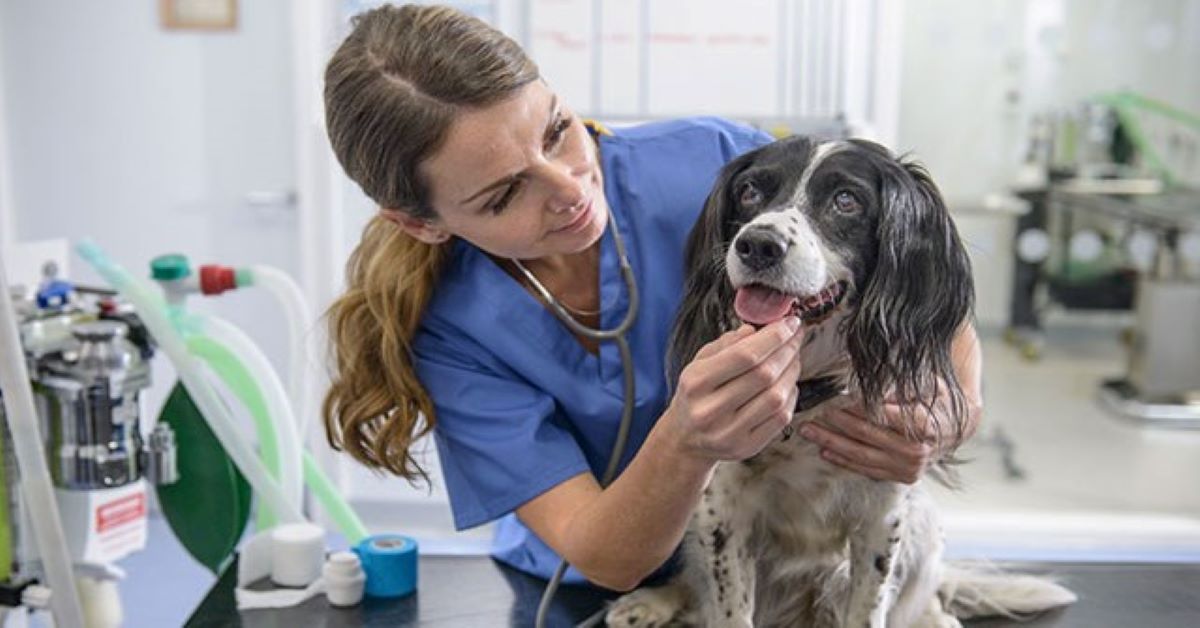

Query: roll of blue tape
[352,534,418,598]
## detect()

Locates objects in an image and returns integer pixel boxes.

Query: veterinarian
[321,4,984,592]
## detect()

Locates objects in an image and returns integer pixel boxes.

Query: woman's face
[391,81,607,262]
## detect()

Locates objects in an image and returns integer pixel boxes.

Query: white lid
[323,551,364,578]
[271,523,324,544]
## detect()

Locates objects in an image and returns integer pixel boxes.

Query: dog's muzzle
[734,226,789,272]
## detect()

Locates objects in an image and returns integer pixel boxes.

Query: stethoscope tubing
[528,208,640,628]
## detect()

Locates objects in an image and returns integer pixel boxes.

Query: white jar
[270,523,326,587]
[323,551,366,607]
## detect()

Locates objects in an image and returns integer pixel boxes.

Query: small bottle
[324,551,366,607]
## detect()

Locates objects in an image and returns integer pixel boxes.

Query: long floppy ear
[845,149,975,441]
[666,151,758,385]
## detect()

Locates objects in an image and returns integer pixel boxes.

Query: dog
[605,136,1076,627]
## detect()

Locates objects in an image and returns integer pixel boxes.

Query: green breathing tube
[186,262,369,543]
[77,242,370,545]
[187,336,284,532]
[191,333,368,543]
[76,240,304,525]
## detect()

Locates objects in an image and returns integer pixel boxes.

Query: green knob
[151,254,192,280]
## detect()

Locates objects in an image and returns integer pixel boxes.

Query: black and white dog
[606,137,1075,627]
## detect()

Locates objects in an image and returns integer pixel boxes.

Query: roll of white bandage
[270,523,326,587]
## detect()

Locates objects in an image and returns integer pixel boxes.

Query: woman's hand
[798,325,984,483]
[661,318,805,464]
[797,393,963,484]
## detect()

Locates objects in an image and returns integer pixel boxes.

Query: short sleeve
[414,328,591,531]
[708,116,775,159]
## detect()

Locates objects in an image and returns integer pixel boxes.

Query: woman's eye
[738,182,763,206]
[488,182,520,214]
[545,116,571,150]
[834,190,861,213]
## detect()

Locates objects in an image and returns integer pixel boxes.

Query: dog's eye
[738,182,763,207]
[833,190,861,213]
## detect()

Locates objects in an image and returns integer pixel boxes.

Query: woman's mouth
[552,197,594,234]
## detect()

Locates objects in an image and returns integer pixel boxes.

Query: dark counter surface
[186,556,1200,627]
[185,555,617,627]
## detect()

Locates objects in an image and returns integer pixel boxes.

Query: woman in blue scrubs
[321,4,983,591]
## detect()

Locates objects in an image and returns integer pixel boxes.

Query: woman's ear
[380,208,450,244]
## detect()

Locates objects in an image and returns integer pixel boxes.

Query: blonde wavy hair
[322,4,538,481]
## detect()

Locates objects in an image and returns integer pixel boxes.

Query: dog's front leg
[688,463,757,628]
[844,483,908,628]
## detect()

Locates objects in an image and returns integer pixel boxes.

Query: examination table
[185,554,1200,627]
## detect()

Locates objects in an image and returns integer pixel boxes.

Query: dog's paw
[932,615,963,628]
[914,609,963,628]
[605,588,681,628]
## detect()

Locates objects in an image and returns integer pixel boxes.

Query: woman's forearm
[951,323,984,445]
[556,414,715,591]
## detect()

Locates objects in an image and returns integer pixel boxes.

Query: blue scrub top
[412,117,772,584]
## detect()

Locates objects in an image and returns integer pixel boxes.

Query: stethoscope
[512,206,639,628]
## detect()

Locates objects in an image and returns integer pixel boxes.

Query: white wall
[1,0,300,413]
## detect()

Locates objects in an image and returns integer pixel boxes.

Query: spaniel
[606,137,1075,627]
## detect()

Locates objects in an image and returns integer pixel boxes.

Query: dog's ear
[845,150,975,438]
[666,150,757,385]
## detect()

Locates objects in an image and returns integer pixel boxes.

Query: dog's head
[671,136,974,430]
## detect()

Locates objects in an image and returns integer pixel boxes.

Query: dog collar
[795,375,846,413]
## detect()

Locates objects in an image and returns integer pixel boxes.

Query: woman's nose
[544,164,586,214]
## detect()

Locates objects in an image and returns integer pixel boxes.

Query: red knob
[199,265,237,295]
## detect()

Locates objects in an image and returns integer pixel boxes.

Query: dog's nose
[735,228,789,271]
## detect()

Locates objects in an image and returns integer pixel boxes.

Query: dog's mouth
[733,280,848,327]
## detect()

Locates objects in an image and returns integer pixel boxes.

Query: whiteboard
[340,0,883,130]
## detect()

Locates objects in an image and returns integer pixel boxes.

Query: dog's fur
[605,137,1075,627]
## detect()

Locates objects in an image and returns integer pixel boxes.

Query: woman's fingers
[690,317,803,392]
[670,318,808,462]
[705,324,804,414]
[818,449,895,482]
[800,416,898,468]
[692,324,755,361]
[799,409,932,484]
[879,402,940,444]
[690,348,801,462]
[729,357,803,456]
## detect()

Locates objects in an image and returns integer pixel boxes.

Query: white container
[323,551,366,607]
[270,523,326,587]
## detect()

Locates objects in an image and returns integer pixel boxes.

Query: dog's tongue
[734,285,796,326]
